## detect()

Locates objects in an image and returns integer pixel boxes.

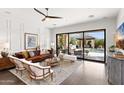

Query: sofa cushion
[27,54,52,62]
[27,55,45,61]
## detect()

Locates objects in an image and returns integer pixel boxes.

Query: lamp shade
[0,41,9,57]
[51,42,55,48]
[4,42,10,49]
[51,42,55,46]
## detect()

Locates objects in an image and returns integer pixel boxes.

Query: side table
[45,57,60,67]
[0,57,15,71]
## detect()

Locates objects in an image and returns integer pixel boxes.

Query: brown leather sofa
[14,49,53,63]
[27,53,52,63]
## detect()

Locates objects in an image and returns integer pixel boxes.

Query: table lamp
[0,42,10,57]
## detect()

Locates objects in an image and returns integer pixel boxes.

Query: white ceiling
[0,8,120,28]
[37,8,120,28]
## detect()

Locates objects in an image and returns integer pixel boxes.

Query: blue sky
[87,32,104,39]
[70,31,104,39]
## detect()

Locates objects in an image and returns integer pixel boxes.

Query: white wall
[0,9,50,53]
[50,17,117,54]
[0,9,117,54]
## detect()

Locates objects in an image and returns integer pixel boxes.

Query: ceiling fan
[34,8,62,21]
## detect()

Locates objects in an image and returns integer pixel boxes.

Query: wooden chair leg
[29,76,32,82]
[30,77,33,82]
[16,69,18,74]
[71,60,74,63]
[51,73,53,81]
[20,71,23,77]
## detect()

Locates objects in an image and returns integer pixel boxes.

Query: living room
[1,7,124,86]
[1,0,124,93]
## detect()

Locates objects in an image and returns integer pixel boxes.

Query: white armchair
[9,56,26,76]
[9,56,53,81]
[20,59,53,81]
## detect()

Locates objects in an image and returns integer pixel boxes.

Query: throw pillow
[48,50,53,54]
[48,48,53,54]
[45,50,49,54]
[36,50,40,56]
[15,52,24,59]
[28,51,35,57]
[22,51,29,59]
[40,49,46,55]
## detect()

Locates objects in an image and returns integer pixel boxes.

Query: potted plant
[109,45,116,52]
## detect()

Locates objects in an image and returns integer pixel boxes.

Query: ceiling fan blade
[34,8,46,17]
[42,18,46,21]
[46,16,62,19]
[45,8,49,11]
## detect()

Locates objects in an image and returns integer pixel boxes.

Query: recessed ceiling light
[88,15,94,18]
[53,24,56,26]
[4,11,11,14]
[103,16,108,19]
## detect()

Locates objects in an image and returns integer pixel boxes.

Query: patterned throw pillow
[36,50,40,56]
[22,51,29,59]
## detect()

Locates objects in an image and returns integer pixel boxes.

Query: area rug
[9,60,82,85]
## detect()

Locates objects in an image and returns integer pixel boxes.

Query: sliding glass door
[84,31,105,62]
[69,33,83,58]
[56,34,68,54]
[56,29,106,62]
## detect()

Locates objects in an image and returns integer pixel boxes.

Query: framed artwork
[24,33,38,49]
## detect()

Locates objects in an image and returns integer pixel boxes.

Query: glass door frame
[68,32,84,59]
[56,33,69,55]
[56,29,106,63]
[83,29,106,63]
